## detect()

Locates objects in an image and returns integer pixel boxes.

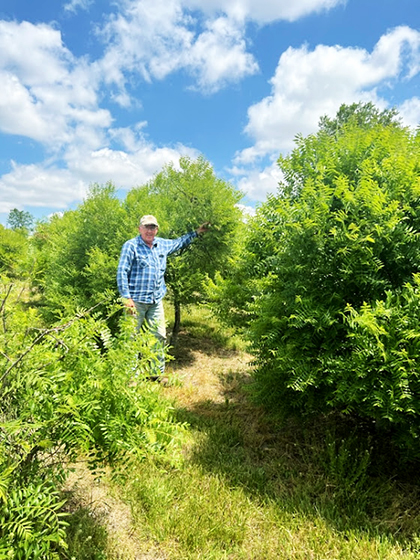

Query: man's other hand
[125,298,136,314]
[196,222,211,235]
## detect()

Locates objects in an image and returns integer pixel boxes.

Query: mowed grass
[66,305,420,559]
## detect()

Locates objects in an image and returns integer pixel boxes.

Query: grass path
[64,326,252,559]
[65,318,420,559]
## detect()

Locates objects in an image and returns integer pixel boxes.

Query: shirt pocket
[135,255,149,268]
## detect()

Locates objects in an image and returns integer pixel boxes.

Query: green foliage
[0,483,67,559]
[0,280,187,557]
[0,224,32,279]
[1,286,186,468]
[218,105,420,450]
[340,278,420,427]
[206,213,271,331]
[318,101,401,136]
[33,183,131,324]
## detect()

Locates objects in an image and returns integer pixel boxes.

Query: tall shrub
[231,106,420,447]
[33,183,131,324]
[0,224,32,279]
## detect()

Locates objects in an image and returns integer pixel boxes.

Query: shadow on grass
[168,327,244,368]
[172,367,420,546]
[61,500,108,560]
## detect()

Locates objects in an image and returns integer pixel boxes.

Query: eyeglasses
[143,224,158,230]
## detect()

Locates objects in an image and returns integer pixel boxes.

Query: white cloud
[0,139,198,215]
[0,21,108,149]
[235,26,420,167]
[99,0,259,94]
[184,0,346,24]
[230,160,283,202]
[64,138,199,187]
[184,17,258,92]
[99,0,192,84]
[371,25,420,80]
[236,203,255,217]
[0,1,350,159]
[0,162,88,214]
[0,21,71,85]
[97,0,345,95]
[1,4,418,217]
[63,0,94,14]
[399,97,420,128]
[0,15,205,216]
[0,72,52,141]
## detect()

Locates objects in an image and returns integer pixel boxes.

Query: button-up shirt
[117,231,198,303]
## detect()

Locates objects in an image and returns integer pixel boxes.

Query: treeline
[2,102,420,556]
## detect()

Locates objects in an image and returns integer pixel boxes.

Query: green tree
[125,156,244,340]
[7,208,34,232]
[33,183,131,324]
[216,106,420,450]
[0,224,32,279]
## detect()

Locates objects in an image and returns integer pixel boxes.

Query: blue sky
[0,0,419,224]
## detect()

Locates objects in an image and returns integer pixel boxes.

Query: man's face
[139,224,158,245]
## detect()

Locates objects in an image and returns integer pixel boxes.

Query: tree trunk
[170,298,181,346]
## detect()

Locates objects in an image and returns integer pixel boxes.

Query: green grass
[109,307,420,559]
[63,506,108,560]
[165,301,248,352]
[119,437,420,559]
[64,305,420,558]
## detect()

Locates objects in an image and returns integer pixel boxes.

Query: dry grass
[166,328,253,407]
[63,464,167,559]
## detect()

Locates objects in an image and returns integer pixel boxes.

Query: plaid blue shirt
[117,231,198,303]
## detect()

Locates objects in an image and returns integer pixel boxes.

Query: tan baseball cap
[139,215,159,227]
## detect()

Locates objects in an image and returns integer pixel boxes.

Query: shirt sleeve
[166,231,198,256]
[117,241,134,299]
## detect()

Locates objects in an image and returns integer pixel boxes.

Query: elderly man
[117,214,209,381]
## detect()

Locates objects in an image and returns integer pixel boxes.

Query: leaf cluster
[33,183,132,327]
[0,225,33,280]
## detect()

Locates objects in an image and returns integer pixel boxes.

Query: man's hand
[196,222,211,235]
[125,298,136,314]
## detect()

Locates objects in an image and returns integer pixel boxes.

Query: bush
[227,108,420,451]
[0,224,32,279]
[0,280,187,556]
[33,183,131,325]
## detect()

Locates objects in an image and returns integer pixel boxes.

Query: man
[117,214,209,381]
